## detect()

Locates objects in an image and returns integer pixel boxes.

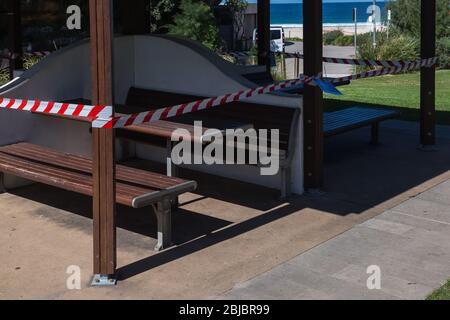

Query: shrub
[0,68,8,85]
[323,30,344,45]
[375,35,420,61]
[167,0,221,51]
[386,0,449,39]
[357,32,419,64]
[334,35,354,47]
[437,37,450,69]
[23,55,43,70]
[324,31,356,47]
[286,37,303,42]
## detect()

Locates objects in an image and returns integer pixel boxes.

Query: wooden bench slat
[0,143,197,209]
[0,152,138,205]
[0,150,156,202]
[0,141,198,251]
[0,143,187,190]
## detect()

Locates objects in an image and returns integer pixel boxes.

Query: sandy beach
[283,23,387,39]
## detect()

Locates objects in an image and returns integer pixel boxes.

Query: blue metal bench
[324,107,401,144]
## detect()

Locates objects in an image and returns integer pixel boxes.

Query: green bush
[23,56,43,70]
[323,30,344,45]
[167,0,221,51]
[0,68,8,85]
[357,30,449,70]
[357,32,419,64]
[376,35,420,61]
[286,37,303,42]
[386,0,450,39]
[334,35,354,47]
[324,30,356,47]
[437,37,450,69]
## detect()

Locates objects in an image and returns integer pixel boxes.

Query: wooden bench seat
[121,87,300,198]
[324,107,400,144]
[0,143,197,251]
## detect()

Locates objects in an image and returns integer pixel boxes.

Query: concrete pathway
[283,42,354,78]
[221,180,450,300]
[1,120,450,299]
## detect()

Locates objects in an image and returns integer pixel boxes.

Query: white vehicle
[253,26,285,53]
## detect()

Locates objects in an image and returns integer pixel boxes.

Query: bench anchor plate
[91,274,117,287]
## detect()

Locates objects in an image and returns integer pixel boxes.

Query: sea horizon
[273,22,376,28]
[269,2,388,25]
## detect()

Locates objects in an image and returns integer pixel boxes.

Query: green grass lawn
[325,70,450,124]
[427,280,450,300]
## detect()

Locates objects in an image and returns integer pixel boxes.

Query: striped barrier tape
[0,74,316,129]
[0,98,112,124]
[95,75,317,129]
[228,51,437,69]
[0,56,438,130]
[279,52,437,69]
[325,57,438,85]
[103,55,435,129]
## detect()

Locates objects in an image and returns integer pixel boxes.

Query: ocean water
[271,2,388,25]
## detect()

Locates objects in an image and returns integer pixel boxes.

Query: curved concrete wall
[0,35,304,194]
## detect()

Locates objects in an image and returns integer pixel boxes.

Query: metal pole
[387,9,391,40]
[353,7,358,74]
[7,0,23,80]
[372,0,377,48]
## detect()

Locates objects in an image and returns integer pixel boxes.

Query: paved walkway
[221,180,450,300]
[1,120,450,299]
[283,42,354,78]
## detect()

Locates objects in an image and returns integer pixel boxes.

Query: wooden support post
[257,0,271,72]
[303,0,324,189]
[119,0,149,35]
[89,0,117,285]
[420,0,436,146]
[7,0,23,80]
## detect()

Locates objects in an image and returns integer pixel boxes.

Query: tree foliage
[149,0,177,33]
[167,0,221,50]
[223,0,248,47]
[386,0,450,39]
[149,0,221,33]
[357,31,420,63]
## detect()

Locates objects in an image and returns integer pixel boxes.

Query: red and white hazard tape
[97,76,315,129]
[229,51,437,69]
[0,98,112,124]
[0,56,438,130]
[0,74,312,129]
[326,57,437,85]
[104,55,436,129]
[280,51,437,69]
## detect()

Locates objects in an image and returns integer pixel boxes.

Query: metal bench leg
[152,198,172,252]
[371,123,380,145]
[166,139,179,208]
[0,172,6,194]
